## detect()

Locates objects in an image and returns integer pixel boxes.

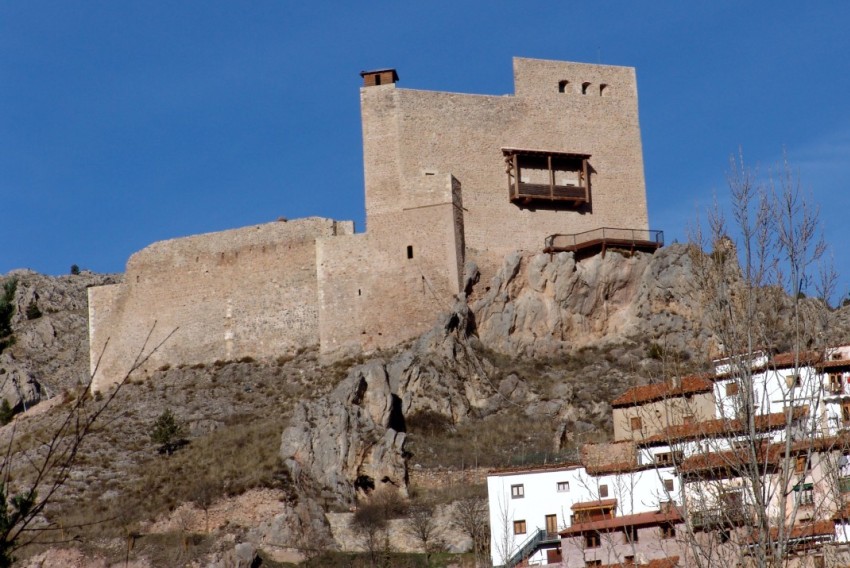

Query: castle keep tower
[87,57,652,389]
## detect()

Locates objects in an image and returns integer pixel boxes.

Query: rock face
[0,270,120,410]
[281,298,499,505]
[471,245,707,357]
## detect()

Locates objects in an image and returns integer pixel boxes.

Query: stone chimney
[360,68,398,87]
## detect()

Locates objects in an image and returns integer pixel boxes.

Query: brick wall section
[88,217,352,390]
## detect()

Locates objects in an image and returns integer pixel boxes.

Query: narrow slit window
[582,82,591,95]
[407,245,413,259]
[558,80,569,93]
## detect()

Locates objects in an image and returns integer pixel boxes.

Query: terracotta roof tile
[747,521,835,543]
[679,431,849,476]
[598,557,680,568]
[612,375,713,408]
[487,462,581,476]
[560,509,682,535]
[571,498,618,511]
[641,407,808,446]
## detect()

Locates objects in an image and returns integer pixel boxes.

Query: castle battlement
[88,57,651,390]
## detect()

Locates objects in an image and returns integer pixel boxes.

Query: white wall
[487,464,677,566]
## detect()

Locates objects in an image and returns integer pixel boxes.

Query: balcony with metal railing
[544,227,664,260]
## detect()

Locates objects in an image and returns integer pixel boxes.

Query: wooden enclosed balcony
[503,148,591,207]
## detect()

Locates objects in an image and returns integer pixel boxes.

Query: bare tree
[452,497,490,567]
[404,502,442,564]
[0,324,175,567]
[662,152,842,567]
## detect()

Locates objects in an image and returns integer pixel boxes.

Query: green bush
[0,279,17,353]
[70,264,80,275]
[150,408,184,455]
[0,400,14,426]
[25,300,41,320]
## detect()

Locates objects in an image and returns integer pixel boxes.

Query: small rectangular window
[786,373,802,388]
[663,479,675,492]
[511,484,525,499]
[624,525,639,543]
[585,533,601,548]
[557,481,570,492]
[725,382,740,396]
[586,561,602,567]
[406,245,413,259]
[513,519,526,535]
[630,416,642,431]
[661,524,676,539]
[795,455,808,474]
[599,484,609,498]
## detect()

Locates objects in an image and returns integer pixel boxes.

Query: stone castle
[87,57,652,390]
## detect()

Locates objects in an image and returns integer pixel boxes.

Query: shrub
[25,300,41,320]
[0,279,17,353]
[0,400,14,426]
[70,264,80,275]
[150,408,184,455]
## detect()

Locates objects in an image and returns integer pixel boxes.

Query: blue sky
[2,2,850,299]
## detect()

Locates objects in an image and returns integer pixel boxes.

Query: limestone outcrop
[471,245,706,357]
[0,270,120,410]
[281,297,498,505]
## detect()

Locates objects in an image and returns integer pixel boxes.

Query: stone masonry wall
[360,57,649,282]
[317,174,463,357]
[89,218,352,390]
[88,57,651,381]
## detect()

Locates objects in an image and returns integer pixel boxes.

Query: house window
[725,382,740,396]
[654,451,682,466]
[624,556,635,564]
[839,477,850,493]
[513,519,526,535]
[511,484,525,499]
[599,484,609,498]
[663,479,675,492]
[581,81,591,94]
[661,524,676,539]
[557,481,570,492]
[630,416,642,431]
[585,561,602,567]
[795,455,808,474]
[585,533,601,548]
[624,525,639,543]
[786,373,802,388]
[406,245,413,259]
[843,401,850,423]
[558,80,569,93]
[795,483,814,506]
[829,373,842,393]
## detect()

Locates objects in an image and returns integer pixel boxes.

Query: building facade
[487,347,850,567]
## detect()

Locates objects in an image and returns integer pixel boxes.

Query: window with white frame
[557,481,570,492]
[511,484,525,499]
